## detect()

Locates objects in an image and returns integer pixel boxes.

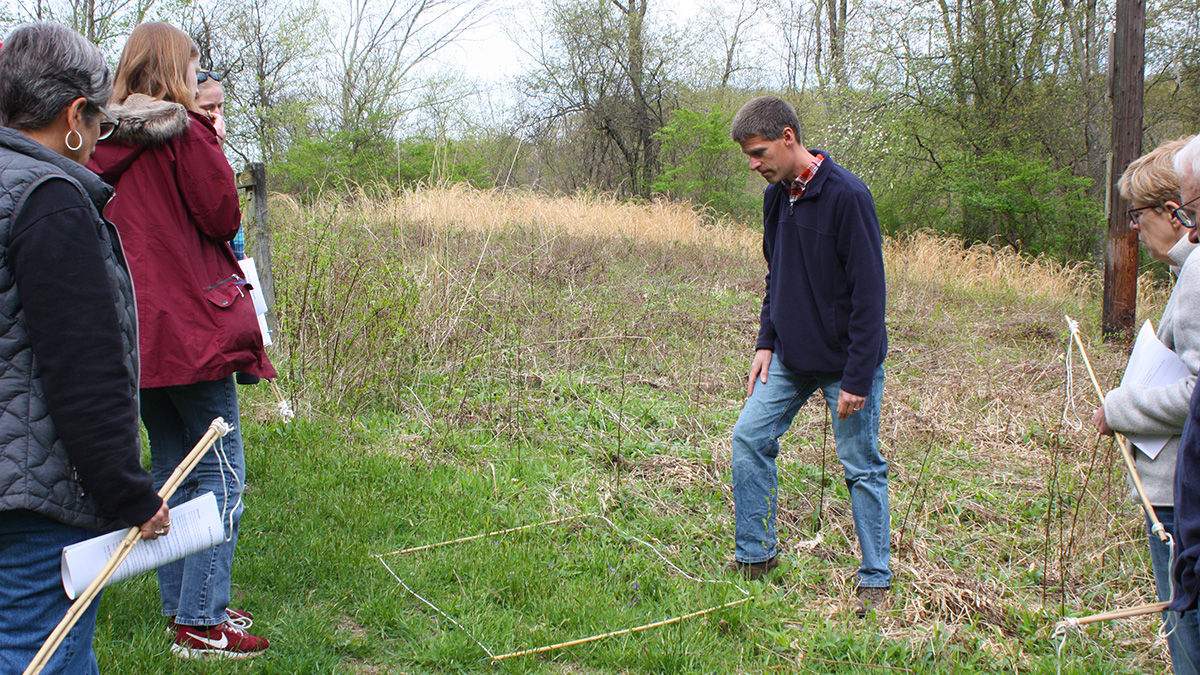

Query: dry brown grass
[310,184,761,252]
[884,230,1098,302]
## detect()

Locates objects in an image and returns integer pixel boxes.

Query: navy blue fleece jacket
[1173,384,1200,610]
[755,151,888,397]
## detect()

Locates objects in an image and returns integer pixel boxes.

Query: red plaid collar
[787,154,825,203]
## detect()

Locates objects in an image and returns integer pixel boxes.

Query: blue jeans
[141,376,245,627]
[731,357,891,587]
[0,510,101,675]
[1149,508,1200,674]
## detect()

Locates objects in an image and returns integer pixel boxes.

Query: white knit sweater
[1105,237,1200,506]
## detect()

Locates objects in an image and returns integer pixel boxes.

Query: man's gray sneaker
[854,586,889,617]
[725,556,779,580]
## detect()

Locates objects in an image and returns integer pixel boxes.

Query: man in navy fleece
[727,96,890,616]
[1172,135,1200,618]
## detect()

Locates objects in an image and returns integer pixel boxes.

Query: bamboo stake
[489,596,756,662]
[1064,316,1169,543]
[23,417,233,675]
[1054,601,1170,632]
[267,379,294,422]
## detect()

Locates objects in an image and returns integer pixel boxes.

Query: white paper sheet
[61,492,224,599]
[238,257,272,345]
[1119,320,1192,459]
[237,257,269,316]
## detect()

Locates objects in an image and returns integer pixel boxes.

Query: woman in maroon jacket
[88,22,275,660]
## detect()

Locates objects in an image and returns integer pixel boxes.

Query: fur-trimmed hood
[106,93,189,145]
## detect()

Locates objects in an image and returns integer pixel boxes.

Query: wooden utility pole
[1102,0,1145,340]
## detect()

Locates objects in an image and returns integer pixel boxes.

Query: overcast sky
[440,0,713,84]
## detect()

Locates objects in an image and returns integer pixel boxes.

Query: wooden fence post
[236,163,276,335]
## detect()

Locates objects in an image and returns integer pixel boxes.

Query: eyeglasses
[197,70,222,85]
[97,108,119,141]
[1126,204,1155,226]
[1172,194,1200,229]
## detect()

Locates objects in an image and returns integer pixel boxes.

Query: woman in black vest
[0,22,169,675]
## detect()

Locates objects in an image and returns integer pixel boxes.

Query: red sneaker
[172,621,270,659]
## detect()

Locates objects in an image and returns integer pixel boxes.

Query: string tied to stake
[1052,619,1079,675]
[1061,315,1083,431]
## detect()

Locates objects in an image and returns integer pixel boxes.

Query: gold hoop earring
[65,129,83,152]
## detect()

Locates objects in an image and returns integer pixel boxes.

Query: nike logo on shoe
[185,632,229,649]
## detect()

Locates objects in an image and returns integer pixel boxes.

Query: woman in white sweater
[1094,135,1199,673]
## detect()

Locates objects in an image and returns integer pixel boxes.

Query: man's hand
[210,112,226,144]
[1092,406,1114,436]
[138,502,171,540]
[748,349,772,396]
[837,390,866,419]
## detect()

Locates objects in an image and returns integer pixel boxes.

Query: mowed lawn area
[93,188,1168,673]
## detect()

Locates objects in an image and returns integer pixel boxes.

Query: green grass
[89,209,1166,673]
[94,408,1143,673]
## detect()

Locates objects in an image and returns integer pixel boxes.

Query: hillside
[98,187,1172,673]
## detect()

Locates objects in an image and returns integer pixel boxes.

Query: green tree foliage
[834,0,1116,259]
[179,0,326,166]
[897,151,1101,259]
[34,0,1197,263]
[652,107,758,221]
[272,132,489,197]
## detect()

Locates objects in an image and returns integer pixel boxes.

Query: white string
[377,512,754,660]
[375,555,496,659]
[588,514,752,597]
[1061,316,1084,431]
[211,428,243,543]
[211,417,233,437]
[1053,620,1075,675]
[1163,529,1179,639]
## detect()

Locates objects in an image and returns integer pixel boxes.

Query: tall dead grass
[337,184,760,251]
[884,231,1098,302]
[286,186,1172,312]
[362,187,1161,307]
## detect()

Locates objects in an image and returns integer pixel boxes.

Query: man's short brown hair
[1119,136,1195,206]
[731,96,802,144]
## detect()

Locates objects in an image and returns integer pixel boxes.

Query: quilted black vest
[0,126,139,531]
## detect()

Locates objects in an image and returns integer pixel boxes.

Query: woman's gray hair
[0,21,112,130]
[1175,135,1200,188]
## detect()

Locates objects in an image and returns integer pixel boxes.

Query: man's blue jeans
[731,357,891,588]
[1149,508,1200,674]
[141,376,245,628]
[0,510,101,675]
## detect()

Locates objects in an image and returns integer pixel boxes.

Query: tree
[652,106,758,220]
[698,0,761,89]
[770,0,819,93]
[521,0,678,197]
[178,0,325,166]
[846,0,1113,258]
[329,0,486,137]
[13,0,159,48]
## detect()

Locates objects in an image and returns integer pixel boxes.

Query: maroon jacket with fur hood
[88,94,276,388]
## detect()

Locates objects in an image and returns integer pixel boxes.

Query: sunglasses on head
[197,70,222,85]
[97,107,119,141]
